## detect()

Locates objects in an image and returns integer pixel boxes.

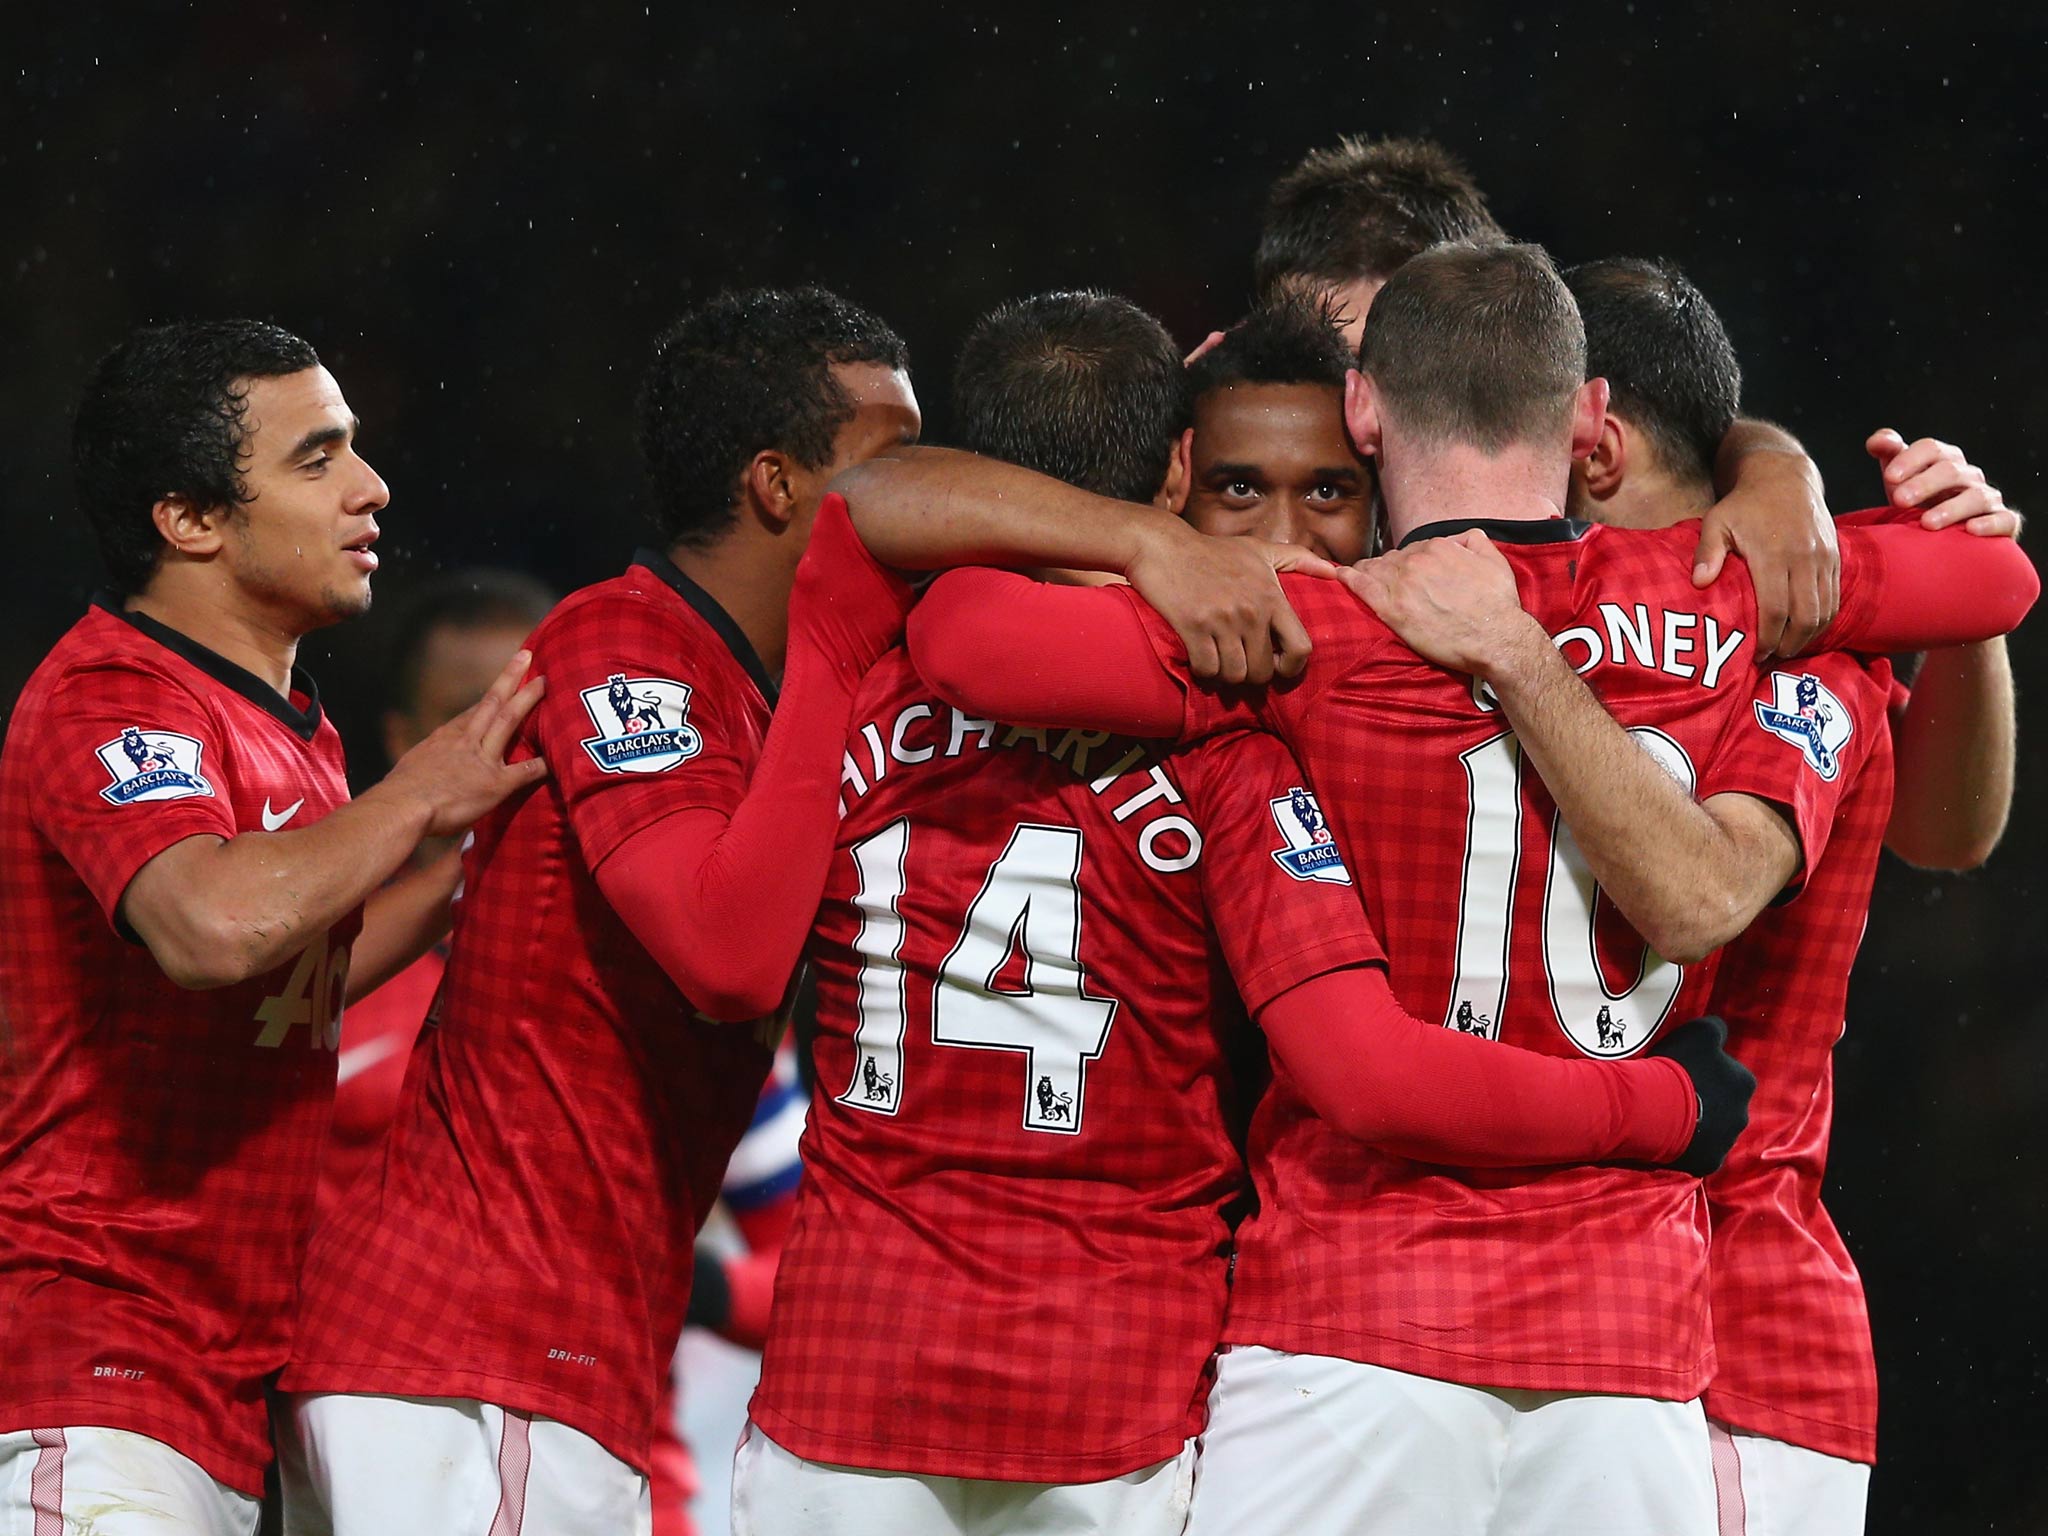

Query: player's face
[1184,382,1373,564]
[225,366,388,628]
[787,361,921,522]
[384,619,534,761]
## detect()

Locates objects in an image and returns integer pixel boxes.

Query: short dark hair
[1359,241,1585,452]
[384,569,557,716]
[1254,135,1504,298]
[72,319,322,595]
[1564,257,1741,490]
[952,291,1189,504]
[1187,291,1355,401]
[637,286,909,550]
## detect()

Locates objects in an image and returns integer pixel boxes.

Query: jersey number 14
[838,819,1117,1136]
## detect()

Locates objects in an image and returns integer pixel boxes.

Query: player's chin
[318,576,376,623]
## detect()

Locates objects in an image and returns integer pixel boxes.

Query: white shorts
[278,1392,651,1536]
[1708,1420,1870,1536]
[0,1425,257,1536]
[1186,1344,1716,1536]
[730,1420,1197,1536]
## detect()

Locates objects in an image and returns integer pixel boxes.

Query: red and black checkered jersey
[749,649,1380,1483]
[283,552,774,1472]
[0,603,356,1495]
[1704,655,1895,1464]
[1128,517,1866,1401]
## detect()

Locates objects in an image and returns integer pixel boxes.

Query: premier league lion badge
[95,725,215,805]
[1268,786,1352,885]
[1753,670,1852,781]
[579,673,703,774]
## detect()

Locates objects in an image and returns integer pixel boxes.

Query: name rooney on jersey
[1476,605,1749,712]
[839,702,1203,874]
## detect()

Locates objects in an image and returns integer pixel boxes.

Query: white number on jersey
[1445,728,1694,1057]
[840,820,1119,1134]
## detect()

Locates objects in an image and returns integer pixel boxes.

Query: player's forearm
[124,783,434,990]
[597,636,859,1022]
[1886,640,2015,869]
[1714,418,1822,501]
[1259,967,1696,1166]
[833,446,1174,576]
[346,846,462,1003]
[1482,623,1779,965]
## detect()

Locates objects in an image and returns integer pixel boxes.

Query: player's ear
[1570,377,1611,463]
[151,494,229,560]
[1582,412,1629,501]
[1155,428,1194,516]
[1344,369,1382,460]
[742,449,800,532]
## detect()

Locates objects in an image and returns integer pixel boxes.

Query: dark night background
[4,5,2043,1530]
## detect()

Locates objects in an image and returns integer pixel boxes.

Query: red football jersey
[1131,517,1871,1401]
[0,603,356,1495]
[749,649,1381,1482]
[316,944,440,1224]
[1703,655,1895,1464]
[284,552,775,1472]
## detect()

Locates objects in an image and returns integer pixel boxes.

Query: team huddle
[0,137,2033,1536]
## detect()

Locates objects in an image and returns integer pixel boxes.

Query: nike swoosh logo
[261,797,305,832]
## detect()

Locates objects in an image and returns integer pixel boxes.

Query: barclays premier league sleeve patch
[1269,786,1352,885]
[1754,670,1852,781]
[95,726,216,805]
[579,673,704,774]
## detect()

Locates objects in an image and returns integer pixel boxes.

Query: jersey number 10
[1448,727,1694,1058]
[838,819,1118,1136]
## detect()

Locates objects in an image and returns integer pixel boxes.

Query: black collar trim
[1398,515,1592,550]
[631,548,779,708]
[94,597,324,742]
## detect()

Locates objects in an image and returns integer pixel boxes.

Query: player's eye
[1224,479,1258,500]
[301,454,330,473]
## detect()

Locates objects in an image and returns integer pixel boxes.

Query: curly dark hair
[953,291,1189,505]
[1188,291,1356,400]
[1254,135,1504,298]
[72,319,322,595]
[1564,257,1742,491]
[637,286,909,550]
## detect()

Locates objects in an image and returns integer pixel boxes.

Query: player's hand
[1647,1015,1755,1177]
[1340,531,1542,677]
[789,494,919,681]
[382,650,549,838]
[1125,522,1342,686]
[1866,428,2024,540]
[1692,456,1839,658]
[1184,330,1227,366]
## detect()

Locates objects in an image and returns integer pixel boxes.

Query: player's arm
[1258,968,1751,1175]
[1347,534,1797,965]
[1887,642,2016,869]
[1859,430,2022,869]
[343,846,462,1003]
[591,499,911,1023]
[833,445,1336,684]
[118,653,546,991]
[1692,419,1839,658]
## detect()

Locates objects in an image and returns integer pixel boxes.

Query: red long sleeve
[596,496,913,1021]
[1258,966,1698,1167]
[908,568,1183,735]
[1831,508,2039,652]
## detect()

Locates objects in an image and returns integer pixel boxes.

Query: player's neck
[125,571,301,697]
[1583,471,1715,532]
[665,534,791,680]
[1378,439,1573,546]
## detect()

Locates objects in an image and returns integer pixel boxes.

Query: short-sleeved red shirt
[1129,518,1878,1401]
[284,552,775,1472]
[1703,656,1896,1463]
[0,603,356,1495]
[749,648,1381,1482]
